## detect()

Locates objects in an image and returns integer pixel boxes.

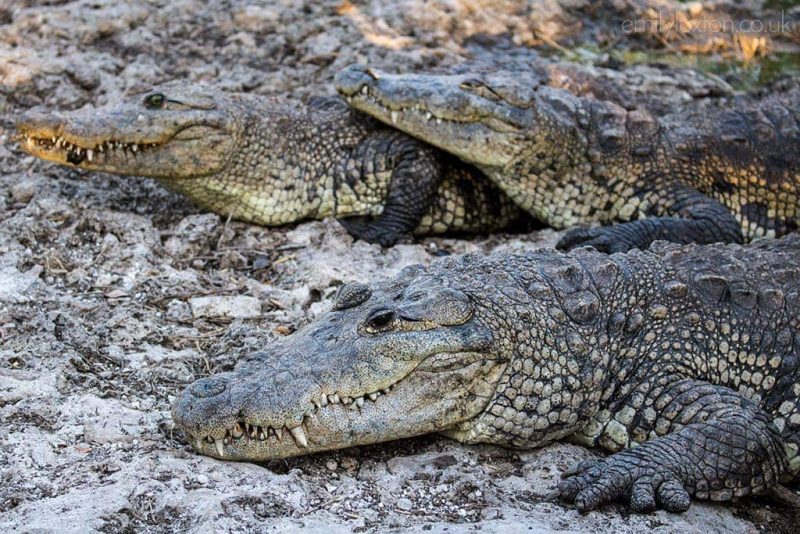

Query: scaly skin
[335,65,800,252]
[173,235,800,513]
[16,84,525,246]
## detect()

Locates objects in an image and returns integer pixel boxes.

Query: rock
[11,178,37,203]
[190,295,261,319]
[166,299,192,322]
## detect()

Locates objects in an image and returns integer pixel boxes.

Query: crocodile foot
[558,453,691,513]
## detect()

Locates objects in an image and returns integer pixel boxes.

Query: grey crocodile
[335,65,800,252]
[16,84,525,246]
[173,235,800,513]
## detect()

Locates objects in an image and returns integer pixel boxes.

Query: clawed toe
[557,461,691,513]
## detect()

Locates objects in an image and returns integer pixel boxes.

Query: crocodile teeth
[86,149,93,162]
[355,396,364,408]
[55,138,62,148]
[214,438,224,457]
[289,426,308,448]
[391,111,399,124]
[332,393,340,404]
[342,396,352,405]
[131,144,138,152]
[258,428,266,441]
[435,117,442,125]
[361,86,368,95]
[425,112,433,121]
[368,392,379,401]
[232,423,244,439]
[319,394,328,407]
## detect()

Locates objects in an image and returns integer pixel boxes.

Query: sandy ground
[1,1,799,532]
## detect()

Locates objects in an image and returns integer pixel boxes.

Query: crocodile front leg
[559,379,787,512]
[339,136,441,246]
[557,185,744,253]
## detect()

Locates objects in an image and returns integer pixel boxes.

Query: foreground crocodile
[173,235,800,513]
[16,85,524,246]
[336,65,800,252]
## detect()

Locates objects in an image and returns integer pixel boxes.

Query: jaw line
[183,354,506,462]
[17,124,225,170]
[346,89,520,168]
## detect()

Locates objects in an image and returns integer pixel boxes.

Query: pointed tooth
[232,423,244,439]
[258,428,266,441]
[214,438,224,457]
[131,143,138,152]
[86,149,93,162]
[391,111,399,124]
[332,393,340,404]
[320,394,328,407]
[98,144,104,153]
[51,136,56,143]
[435,117,442,125]
[368,392,379,401]
[425,112,433,121]
[274,427,282,441]
[55,138,62,148]
[289,426,308,448]
[382,388,391,394]
[342,396,352,405]
[361,86,368,95]
[355,396,364,408]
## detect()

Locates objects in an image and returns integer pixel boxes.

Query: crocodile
[335,65,800,252]
[16,84,525,246]
[173,235,800,513]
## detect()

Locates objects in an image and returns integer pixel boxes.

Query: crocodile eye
[144,93,165,109]
[365,309,395,332]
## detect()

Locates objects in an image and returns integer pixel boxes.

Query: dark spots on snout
[190,377,227,398]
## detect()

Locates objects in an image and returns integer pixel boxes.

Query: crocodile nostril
[190,378,227,398]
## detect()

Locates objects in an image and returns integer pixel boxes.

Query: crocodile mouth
[20,133,161,165]
[341,80,523,168]
[344,84,488,127]
[174,349,503,461]
[184,380,400,459]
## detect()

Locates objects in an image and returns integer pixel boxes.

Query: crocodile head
[16,84,240,179]
[171,263,510,461]
[335,64,546,170]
